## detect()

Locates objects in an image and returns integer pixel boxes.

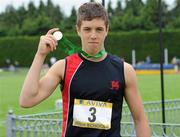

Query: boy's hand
[37,28,59,56]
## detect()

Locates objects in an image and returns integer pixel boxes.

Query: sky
[0,0,176,16]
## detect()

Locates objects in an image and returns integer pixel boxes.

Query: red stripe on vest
[61,54,83,137]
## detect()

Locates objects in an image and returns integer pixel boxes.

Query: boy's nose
[90,32,97,39]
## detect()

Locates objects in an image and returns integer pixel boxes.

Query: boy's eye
[84,28,90,31]
[97,28,104,32]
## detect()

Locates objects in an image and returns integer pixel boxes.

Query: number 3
[88,107,96,122]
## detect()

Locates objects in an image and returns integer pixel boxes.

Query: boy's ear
[105,25,109,36]
[76,25,80,36]
[106,25,109,32]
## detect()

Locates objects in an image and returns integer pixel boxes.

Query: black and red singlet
[61,53,125,137]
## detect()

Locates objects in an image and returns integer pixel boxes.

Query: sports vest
[61,53,125,137]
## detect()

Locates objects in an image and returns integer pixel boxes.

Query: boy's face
[76,18,109,54]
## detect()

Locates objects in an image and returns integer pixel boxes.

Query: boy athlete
[20,2,151,137]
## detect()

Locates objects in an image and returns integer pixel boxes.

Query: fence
[6,99,180,137]
[122,99,180,123]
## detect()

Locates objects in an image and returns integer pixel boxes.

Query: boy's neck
[81,52,107,62]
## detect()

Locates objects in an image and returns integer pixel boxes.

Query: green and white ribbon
[53,31,106,59]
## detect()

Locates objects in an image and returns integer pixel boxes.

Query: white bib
[73,99,113,130]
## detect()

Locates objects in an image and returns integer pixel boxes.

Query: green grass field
[0,68,180,137]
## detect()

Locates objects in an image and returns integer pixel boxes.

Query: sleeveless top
[61,53,125,137]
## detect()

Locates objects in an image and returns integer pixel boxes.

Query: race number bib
[73,99,113,130]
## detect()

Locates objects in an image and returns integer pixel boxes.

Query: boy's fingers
[47,28,59,35]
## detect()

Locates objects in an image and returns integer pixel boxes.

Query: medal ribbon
[58,36,106,59]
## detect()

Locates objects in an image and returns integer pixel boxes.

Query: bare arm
[124,62,151,137]
[19,28,65,108]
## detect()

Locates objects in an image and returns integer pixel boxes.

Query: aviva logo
[87,100,107,107]
[74,99,112,108]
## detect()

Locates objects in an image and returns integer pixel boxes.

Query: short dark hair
[76,2,109,28]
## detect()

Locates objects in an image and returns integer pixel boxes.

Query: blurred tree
[52,5,64,26]
[167,0,180,28]
[121,0,144,30]
[161,1,168,28]
[121,10,135,30]
[141,0,168,30]
[17,6,27,28]
[172,0,180,17]
[0,15,7,36]
[111,0,124,31]
[46,0,54,15]
[170,17,180,28]
[114,0,123,16]
[0,0,179,36]
[124,0,144,16]
[36,15,52,34]
[21,15,51,35]
[39,0,46,15]
[0,5,22,35]
[3,5,19,27]
[63,6,77,32]
[140,0,159,30]
[46,0,64,26]
[107,0,114,19]
[27,1,38,18]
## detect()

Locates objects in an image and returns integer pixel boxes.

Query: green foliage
[0,0,64,36]
[0,0,180,36]
[0,34,80,67]
[0,31,180,67]
[21,16,52,35]
[63,6,77,31]
[141,0,158,29]
[167,0,180,28]
[0,36,38,67]
[171,0,180,17]
[106,30,180,63]
[107,0,114,19]
[0,1,180,67]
